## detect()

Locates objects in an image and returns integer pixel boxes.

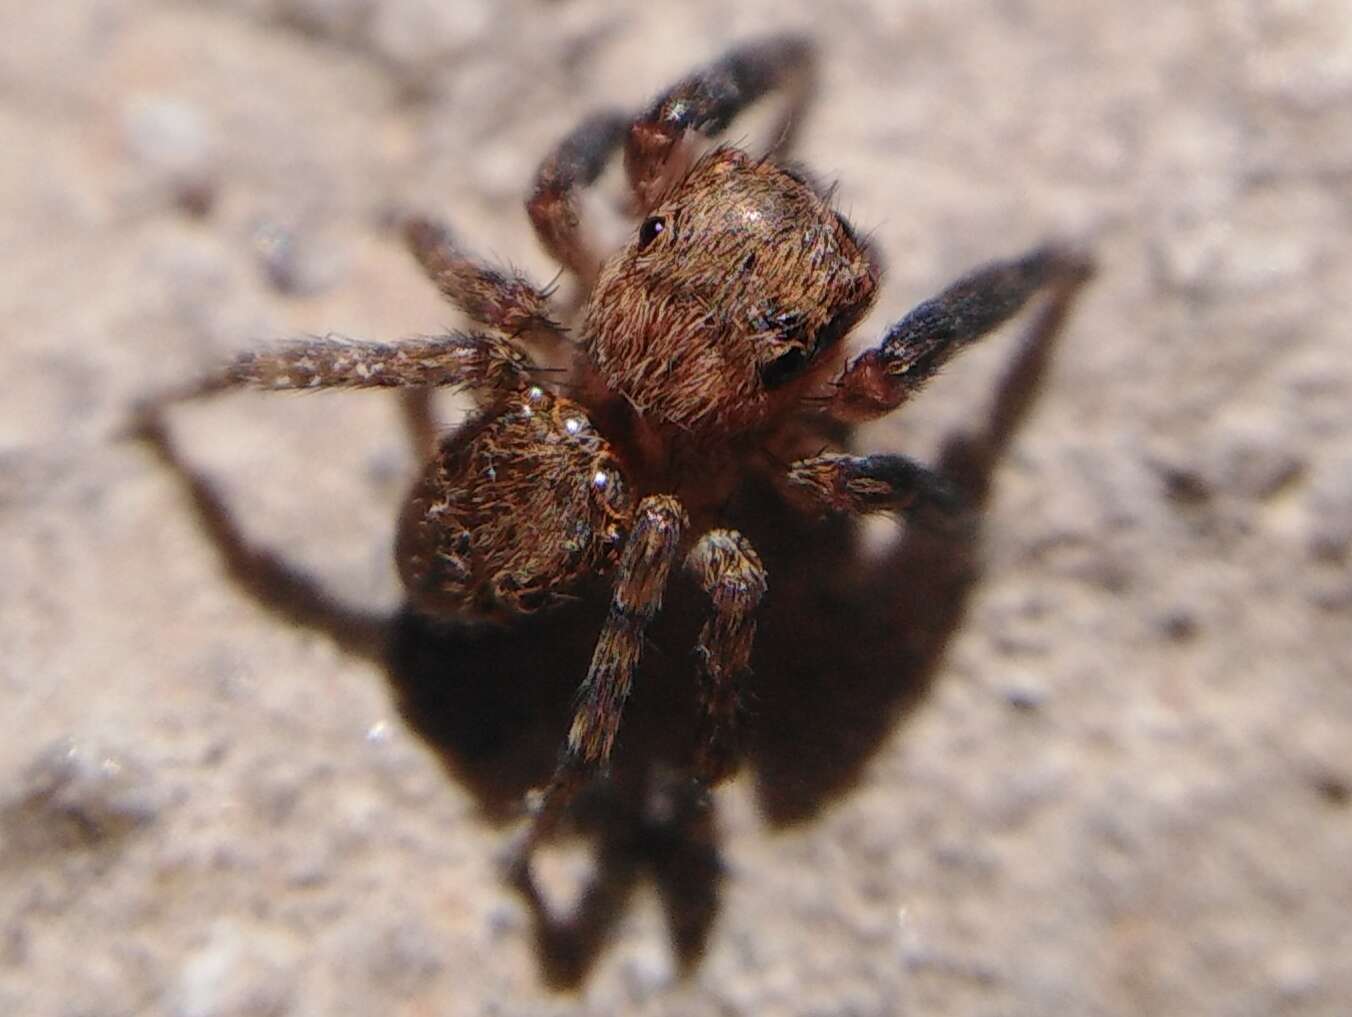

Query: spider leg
[827,243,1094,423]
[138,331,535,415]
[506,494,687,881]
[685,529,767,788]
[784,452,964,526]
[526,109,630,287]
[403,216,568,352]
[625,34,816,213]
[524,36,816,280]
[398,219,569,458]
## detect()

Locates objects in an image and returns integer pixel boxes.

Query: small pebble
[252,220,346,296]
[1157,608,1200,643]
[165,920,297,1017]
[122,95,216,216]
[1212,421,1304,500]
[3,738,163,854]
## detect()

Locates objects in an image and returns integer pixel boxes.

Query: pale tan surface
[2,2,1350,1014]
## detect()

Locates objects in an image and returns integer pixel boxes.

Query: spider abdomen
[396,388,632,621]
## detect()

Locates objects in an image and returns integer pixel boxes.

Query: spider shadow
[745,293,1069,824]
[131,293,1065,988]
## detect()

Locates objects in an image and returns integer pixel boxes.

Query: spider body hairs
[136,35,1092,884]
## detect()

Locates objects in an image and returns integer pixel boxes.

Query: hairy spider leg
[526,33,818,292]
[138,331,536,411]
[625,33,817,214]
[785,453,964,521]
[685,529,767,787]
[507,495,688,881]
[401,217,568,453]
[133,331,540,471]
[527,109,631,287]
[404,217,568,350]
[828,244,1095,423]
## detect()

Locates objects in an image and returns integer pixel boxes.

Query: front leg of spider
[504,495,688,886]
[527,109,631,286]
[829,243,1095,423]
[624,33,816,213]
[786,453,964,526]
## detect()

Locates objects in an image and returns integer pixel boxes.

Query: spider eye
[760,346,811,389]
[637,216,666,252]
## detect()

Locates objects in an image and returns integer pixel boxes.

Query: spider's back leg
[506,493,688,882]
[685,529,767,787]
[138,330,537,413]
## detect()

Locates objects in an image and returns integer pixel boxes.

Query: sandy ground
[2,1,1350,1014]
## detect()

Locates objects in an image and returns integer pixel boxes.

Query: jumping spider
[137,35,1092,884]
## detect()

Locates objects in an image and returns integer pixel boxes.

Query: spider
[136,34,1092,885]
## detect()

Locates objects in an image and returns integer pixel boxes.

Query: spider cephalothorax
[583,147,879,444]
[138,34,1092,885]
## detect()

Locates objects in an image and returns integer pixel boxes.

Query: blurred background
[2,1,1349,1014]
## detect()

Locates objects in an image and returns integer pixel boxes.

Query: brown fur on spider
[136,35,1093,887]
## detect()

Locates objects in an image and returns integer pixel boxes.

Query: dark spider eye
[637,216,666,251]
[760,346,811,389]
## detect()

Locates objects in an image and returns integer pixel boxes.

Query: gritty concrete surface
[2,1,1350,1015]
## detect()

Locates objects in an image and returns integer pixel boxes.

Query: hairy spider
[137,35,1092,883]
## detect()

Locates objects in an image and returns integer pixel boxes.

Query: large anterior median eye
[637,215,667,251]
[760,346,811,389]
